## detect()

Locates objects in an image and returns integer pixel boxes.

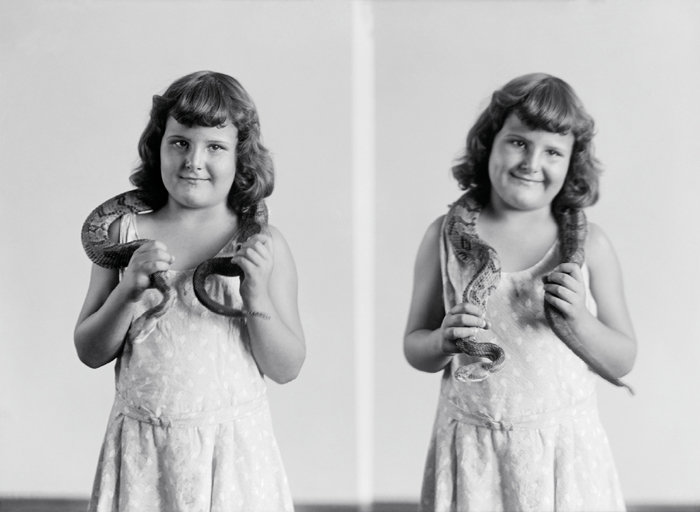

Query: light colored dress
[420,221,626,511]
[88,213,294,512]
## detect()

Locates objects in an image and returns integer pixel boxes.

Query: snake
[445,193,634,394]
[81,190,269,344]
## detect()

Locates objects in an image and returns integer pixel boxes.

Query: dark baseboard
[0,499,415,512]
[0,498,698,512]
[295,504,417,512]
[0,499,86,512]
[627,507,700,512]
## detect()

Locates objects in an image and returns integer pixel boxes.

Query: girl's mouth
[510,172,543,184]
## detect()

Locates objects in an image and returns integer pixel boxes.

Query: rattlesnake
[445,193,634,394]
[81,190,269,344]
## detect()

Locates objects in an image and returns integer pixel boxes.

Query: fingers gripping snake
[445,193,634,394]
[81,190,269,344]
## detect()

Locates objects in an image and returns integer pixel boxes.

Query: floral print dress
[419,213,626,512]
[88,213,293,512]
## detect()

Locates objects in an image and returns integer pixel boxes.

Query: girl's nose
[519,150,541,174]
[185,147,204,170]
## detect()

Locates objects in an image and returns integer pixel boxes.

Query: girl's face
[160,116,238,211]
[488,113,574,213]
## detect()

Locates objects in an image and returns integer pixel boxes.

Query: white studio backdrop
[1,0,699,506]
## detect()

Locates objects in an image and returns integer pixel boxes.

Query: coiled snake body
[445,193,634,394]
[81,190,269,344]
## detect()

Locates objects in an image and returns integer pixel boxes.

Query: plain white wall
[1,0,699,507]
[373,0,700,505]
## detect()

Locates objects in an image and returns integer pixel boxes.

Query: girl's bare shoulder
[585,222,621,272]
[414,215,446,266]
[266,224,296,263]
[266,224,289,248]
[425,214,446,239]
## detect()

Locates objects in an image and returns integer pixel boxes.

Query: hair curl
[452,73,601,212]
[130,71,274,213]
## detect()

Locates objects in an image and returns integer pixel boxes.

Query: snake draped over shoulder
[81,190,270,344]
[444,192,634,394]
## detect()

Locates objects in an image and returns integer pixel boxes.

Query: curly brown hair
[452,73,601,212]
[130,71,274,213]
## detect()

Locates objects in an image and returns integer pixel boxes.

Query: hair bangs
[169,79,233,129]
[515,81,579,136]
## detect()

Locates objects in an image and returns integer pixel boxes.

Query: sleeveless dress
[88,213,294,512]
[419,215,626,512]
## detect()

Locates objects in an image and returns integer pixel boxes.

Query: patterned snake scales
[81,190,270,344]
[445,193,634,394]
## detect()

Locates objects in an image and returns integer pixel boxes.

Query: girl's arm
[404,217,488,373]
[231,226,305,384]
[74,221,173,368]
[544,222,637,378]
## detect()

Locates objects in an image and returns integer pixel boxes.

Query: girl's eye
[547,149,562,157]
[210,144,224,152]
[173,140,188,149]
[510,140,525,148]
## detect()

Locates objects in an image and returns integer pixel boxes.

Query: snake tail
[545,305,635,395]
[548,208,635,395]
[190,202,271,320]
[192,258,246,317]
[126,272,176,344]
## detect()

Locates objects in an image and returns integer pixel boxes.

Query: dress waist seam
[113,392,267,429]
[444,393,597,431]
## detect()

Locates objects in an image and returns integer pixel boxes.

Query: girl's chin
[166,192,220,210]
[496,194,553,212]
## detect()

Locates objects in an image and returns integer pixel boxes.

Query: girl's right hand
[439,302,490,355]
[120,240,174,301]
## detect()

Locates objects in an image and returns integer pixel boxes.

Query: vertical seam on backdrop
[352,0,375,507]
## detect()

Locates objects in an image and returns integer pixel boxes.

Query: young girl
[75,71,305,512]
[405,73,636,511]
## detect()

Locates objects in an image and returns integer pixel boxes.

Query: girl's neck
[478,201,558,273]
[139,200,239,271]
[156,199,237,227]
[481,201,554,228]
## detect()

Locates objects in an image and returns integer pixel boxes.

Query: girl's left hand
[230,233,274,302]
[543,263,592,325]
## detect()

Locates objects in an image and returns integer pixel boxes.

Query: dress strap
[443,394,597,431]
[118,212,138,244]
[113,393,266,429]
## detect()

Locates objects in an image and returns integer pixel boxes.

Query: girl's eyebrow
[544,137,573,153]
[206,138,234,143]
[547,144,570,153]
[504,129,572,152]
[164,133,233,145]
[502,130,531,141]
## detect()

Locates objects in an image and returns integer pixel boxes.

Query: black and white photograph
[1,1,699,511]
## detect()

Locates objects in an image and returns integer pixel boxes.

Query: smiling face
[487,113,574,213]
[160,116,238,211]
